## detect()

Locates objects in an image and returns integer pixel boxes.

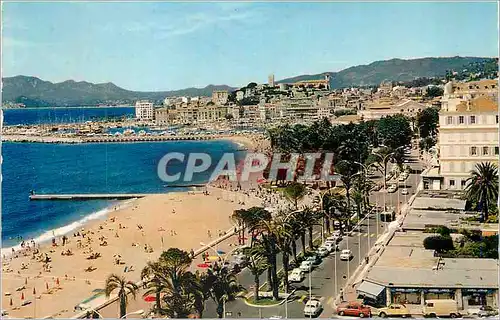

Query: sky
[2,1,498,91]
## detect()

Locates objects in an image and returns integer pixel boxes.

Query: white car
[398,175,407,182]
[316,246,329,257]
[304,299,323,317]
[299,260,314,272]
[288,268,305,282]
[340,249,353,261]
[324,242,338,252]
[401,188,409,195]
[387,184,398,193]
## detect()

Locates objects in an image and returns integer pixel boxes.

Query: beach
[2,188,263,318]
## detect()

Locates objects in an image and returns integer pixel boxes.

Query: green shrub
[423,235,454,252]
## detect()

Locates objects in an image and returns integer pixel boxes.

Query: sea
[1,107,245,249]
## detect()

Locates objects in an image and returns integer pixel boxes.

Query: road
[210,149,424,318]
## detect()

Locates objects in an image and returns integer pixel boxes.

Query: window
[483,147,489,155]
[446,116,453,125]
[459,116,464,124]
[496,115,498,124]
[461,180,466,188]
[470,115,476,124]
[495,147,499,155]
[471,147,477,156]
[450,179,455,187]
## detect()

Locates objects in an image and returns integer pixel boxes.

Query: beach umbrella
[21,292,24,300]
[197,263,209,268]
[143,295,156,302]
[216,250,225,255]
[207,256,219,262]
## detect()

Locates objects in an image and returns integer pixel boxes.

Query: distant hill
[1,76,235,107]
[278,56,496,88]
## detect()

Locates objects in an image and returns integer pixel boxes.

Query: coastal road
[205,213,386,318]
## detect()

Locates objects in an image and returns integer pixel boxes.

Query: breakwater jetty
[2,134,247,147]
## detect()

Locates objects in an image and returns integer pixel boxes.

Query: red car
[336,301,372,318]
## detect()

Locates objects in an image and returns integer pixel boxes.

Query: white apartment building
[135,100,154,120]
[437,96,498,190]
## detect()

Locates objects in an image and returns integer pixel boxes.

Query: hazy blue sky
[2,1,498,91]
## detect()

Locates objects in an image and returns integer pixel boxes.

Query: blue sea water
[2,106,135,126]
[1,140,244,248]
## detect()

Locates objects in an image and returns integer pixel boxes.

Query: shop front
[462,289,497,310]
[391,288,422,305]
[424,288,455,301]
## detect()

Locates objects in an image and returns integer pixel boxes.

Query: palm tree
[204,265,245,318]
[327,193,351,233]
[141,261,167,315]
[243,244,269,301]
[465,162,499,222]
[159,248,193,294]
[231,208,248,245]
[335,161,358,214]
[104,274,139,318]
[268,213,294,293]
[283,182,307,209]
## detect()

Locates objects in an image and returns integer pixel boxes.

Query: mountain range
[2,56,495,107]
[277,56,495,88]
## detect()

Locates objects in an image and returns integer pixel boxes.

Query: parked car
[304,298,323,317]
[340,249,353,261]
[324,242,338,252]
[315,246,329,257]
[422,299,460,318]
[398,175,407,182]
[387,184,398,193]
[336,301,372,318]
[288,268,305,282]
[401,188,409,195]
[305,254,322,265]
[478,305,498,317]
[377,304,411,318]
[299,260,314,272]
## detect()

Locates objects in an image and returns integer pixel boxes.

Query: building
[358,230,498,313]
[181,96,190,104]
[290,74,330,90]
[212,90,229,105]
[236,91,245,101]
[436,96,498,190]
[196,105,227,123]
[268,74,275,87]
[135,100,154,120]
[359,99,427,120]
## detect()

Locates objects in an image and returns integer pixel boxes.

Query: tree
[267,212,295,293]
[425,86,444,98]
[419,136,437,152]
[104,274,139,318]
[326,193,351,233]
[372,146,397,189]
[377,115,412,149]
[204,265,245,318]
[465,162,499,222]
[283,182,307,209]
[335,161,358,212]
[416,107,439,138]
[423,235,454,253]
[243,244,269,301]
[141,261,166,315]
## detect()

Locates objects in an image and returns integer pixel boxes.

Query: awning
[357,281,385,299]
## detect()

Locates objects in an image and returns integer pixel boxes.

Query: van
[423,299,461,318]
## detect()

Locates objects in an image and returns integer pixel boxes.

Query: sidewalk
[338,192,418,305]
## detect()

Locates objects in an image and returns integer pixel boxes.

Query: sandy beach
[1,186,264,319]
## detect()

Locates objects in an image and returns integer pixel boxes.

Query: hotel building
[135,100,154,120]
